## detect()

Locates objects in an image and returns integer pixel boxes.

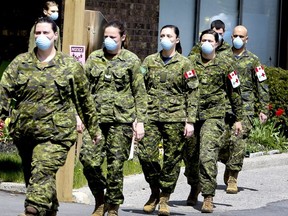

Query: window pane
[242,0,279,66]
[159,0,196,56]
[198,0,238,44]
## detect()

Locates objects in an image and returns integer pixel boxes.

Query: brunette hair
[210,19,225,31]
[160,25,182,54]
[44,1,59,10]
[199,29,219,43]
[34,16,58,33]
[104,20,129,49]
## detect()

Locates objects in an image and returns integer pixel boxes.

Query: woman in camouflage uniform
[0,17,101,216]
[138,25,199,216]
[28,1,61,52]
[187,29,243,213]
[79,20,147,216]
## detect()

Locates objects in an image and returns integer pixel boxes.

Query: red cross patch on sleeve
[254,65,267,82]
[184,69,196,79]
[228,71,240,88]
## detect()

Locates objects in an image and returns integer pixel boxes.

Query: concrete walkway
[1,152,288,215]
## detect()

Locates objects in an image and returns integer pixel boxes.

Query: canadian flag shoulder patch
[228,71,240,88]
[184,69,196,79]
[254,65,267,82]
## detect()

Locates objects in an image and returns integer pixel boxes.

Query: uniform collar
[155,51,182,65]
[96,48,127,61]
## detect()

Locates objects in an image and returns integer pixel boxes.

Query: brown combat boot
[226,170,239,194]
[186,184,201,206]
[223,167,230,185]
[92,191,106,216]
[158,192,170,216]
[46,210,57,216]
[201,195,213,213]
[107,204,119,216]
[143,187,160,213]
[18,206,38,216]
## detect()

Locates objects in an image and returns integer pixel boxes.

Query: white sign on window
[70,45,85,64]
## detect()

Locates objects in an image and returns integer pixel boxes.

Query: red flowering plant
[275,108,285,117]
[0,118,12,143]
[247,103,288,154]
[267,104,287,138]
[265,67,288,138]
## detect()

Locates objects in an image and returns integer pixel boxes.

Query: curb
[248,149,280,158]
[242,151,288,171]
[0,182,26,194]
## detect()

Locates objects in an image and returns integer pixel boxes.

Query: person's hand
[184,122,194,138]
[76,115,85,133]
[259,112,268,124]
[133,121,145,141]
[234,121,242,136]
[92,130,102,145]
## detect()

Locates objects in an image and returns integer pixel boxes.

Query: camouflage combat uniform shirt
[220,48,269,116]
[142,51,199,123]
[0,51,99,144]
[85,48,147,123]
[188,53,243,121]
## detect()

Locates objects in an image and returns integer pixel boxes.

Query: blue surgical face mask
[49,12,58,21]
[104,37,118,51]
[218,33,223,42]
[201,41,214,55]
[160,38,173,51]
[233,36,244,49]
[36,35,52,51]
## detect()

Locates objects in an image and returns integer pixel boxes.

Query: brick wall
[85,0,160,60]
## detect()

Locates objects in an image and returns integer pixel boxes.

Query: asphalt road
[1,153,288,216]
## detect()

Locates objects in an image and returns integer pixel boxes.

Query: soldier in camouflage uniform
[138,25,199,216]
[184,19,231,207]
[188,19,231,57]
[28,1,61,52]
[0,17,101,216]
[188,29,243,213]
[78,20,147,216]
[218,25,269,194]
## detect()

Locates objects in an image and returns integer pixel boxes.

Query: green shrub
[246,66,288,153]
[265,67,288,136]
[0,152,24,182]
[248,118,288,153]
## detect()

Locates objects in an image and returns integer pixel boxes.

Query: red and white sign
[70,45,85,64]
[254,65,267,82]
[184,69,196,79]
[228,71,240,88]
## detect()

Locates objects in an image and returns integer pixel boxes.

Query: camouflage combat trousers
[183,122,200,188]
[198,118,228,197]
[15,140,72,216]
[219,115,253,171]
[138,122,186,194]
[79,123,133,204]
